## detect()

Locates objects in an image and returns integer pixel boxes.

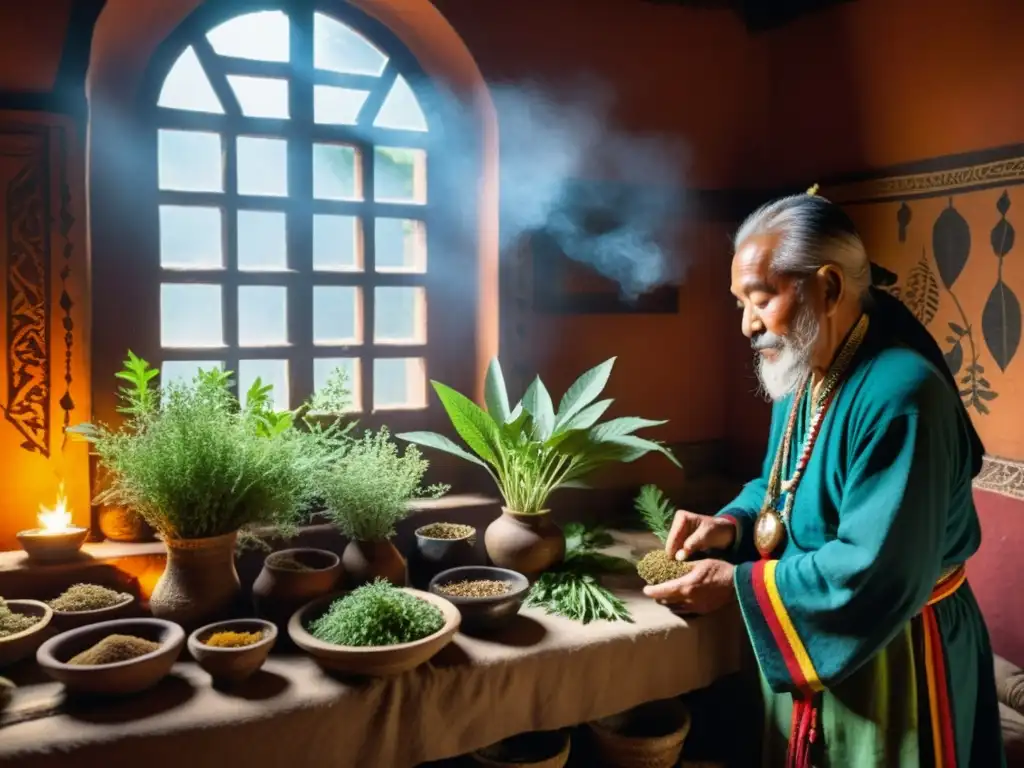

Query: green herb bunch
[634,484,675,543]
[525,523,633,624]
[69,352,345,541]
[320,427,448,541]
[399,358,680,515]
[309,580,445,646]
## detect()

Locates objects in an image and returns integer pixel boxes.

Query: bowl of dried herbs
[288,580,460,676]
[0,598,53,668]
[48,583,136,631]
[428,566,529,635]
[188,618,277,685]
[36,617,184,695]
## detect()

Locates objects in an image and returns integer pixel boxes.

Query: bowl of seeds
[188,618,277,686]
[36,618,185,696]
[428,566,530,634]
[0,598,53,668]
[410,522,483,588]
[48,583,136,631]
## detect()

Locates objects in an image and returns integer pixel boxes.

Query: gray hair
[734,194,872,303]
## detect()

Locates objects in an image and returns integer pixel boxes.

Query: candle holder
[16,526,89,563]
[19,482,89,562]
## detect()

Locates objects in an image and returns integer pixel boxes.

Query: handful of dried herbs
[525,523,633,624]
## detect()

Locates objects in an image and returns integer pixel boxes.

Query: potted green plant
[398,357,679,577]
[319,427,448,587]
[69,353,345,630]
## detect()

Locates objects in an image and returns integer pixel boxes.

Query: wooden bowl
[36,618,184,696]
[0,600,53,668]
[50,594,136,632]
[288,589,460,676]
[428,566,529,634]
[188,618,277,685]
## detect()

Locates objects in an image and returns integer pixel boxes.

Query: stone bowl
[16,527,89,563]
[50,593,137,632]
[428,566,530,635]
[409,522,483,588]
[188,618,277,686]
[0,600,53,668]
[288,589,460,676]
[36,618,185,696]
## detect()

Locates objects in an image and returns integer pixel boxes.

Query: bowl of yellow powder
[36,618,185,695]
[0,598,53,668]
[187,618,277,686]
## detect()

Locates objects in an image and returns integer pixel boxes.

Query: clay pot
[484,509,565,578]
[0,600,53,668]
[188,618,277,686]
[98,505,155,543]
[341,539,407,587]
[408,523,483,588]
[150,532,241,630]
[252,548,343,628]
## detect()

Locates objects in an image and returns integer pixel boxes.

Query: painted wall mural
[0,113,89,550]
[826,147,1024,481]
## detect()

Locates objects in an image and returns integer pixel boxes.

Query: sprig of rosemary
[634,484,674,544]
[525,522,633,624]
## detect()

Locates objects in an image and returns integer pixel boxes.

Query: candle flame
[38,482,73,533]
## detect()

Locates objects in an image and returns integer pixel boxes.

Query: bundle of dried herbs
[68,634,160,665]
[435,580,512,599]
[0,598,40,638]
[204,630,263,648]
[636,550,694,586]
[417,523,474,540]
[48,584,131,612]
[309,580,445,647]
[525,523,633,624]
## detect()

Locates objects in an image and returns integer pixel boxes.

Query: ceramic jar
[150,531,241,630]
[252,548,343,627]
[483,509,565,578]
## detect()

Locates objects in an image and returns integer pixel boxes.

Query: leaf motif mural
[982,191,1021,372]
[902,248,940,326]
[932,200,971,289]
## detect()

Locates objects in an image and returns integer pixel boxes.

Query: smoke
[491,80,690,300]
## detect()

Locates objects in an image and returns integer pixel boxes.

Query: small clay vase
[484,509,565,578]
[408,523,483,588]
[252,548,343,628]
[97,505,156,543]
[341,539,407,587]
[150,532,241,631]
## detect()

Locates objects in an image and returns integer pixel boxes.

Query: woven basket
[587,699,692,768]
[471,731,571,768]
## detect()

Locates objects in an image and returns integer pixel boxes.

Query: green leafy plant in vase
[319,427,448,587]
[68,352,347,629]
[398,357,679,577]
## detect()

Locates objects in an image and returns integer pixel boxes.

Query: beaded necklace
[753,313,870,558]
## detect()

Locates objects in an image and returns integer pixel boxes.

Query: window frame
[92,0,476,433]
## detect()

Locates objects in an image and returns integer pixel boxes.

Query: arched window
[145,5,441,416]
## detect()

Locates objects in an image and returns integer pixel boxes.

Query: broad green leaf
[430,381,503,465]
[591,417,667,442]
[396,430,492,471]
[484,358,511,424]
[552,398,613,437]
[506,402,523,424]
[502,405,530,442]
[554,357,616,427]
[522,376,555,441]
[555,480,591,490]
[607,434,681,467]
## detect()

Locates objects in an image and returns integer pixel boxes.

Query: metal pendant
[754,509,785,559]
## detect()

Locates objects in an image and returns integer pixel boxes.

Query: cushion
[996,655,1024,713]
[1001,702,1024,767]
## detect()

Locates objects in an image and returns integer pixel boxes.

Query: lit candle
[17,481,89,562]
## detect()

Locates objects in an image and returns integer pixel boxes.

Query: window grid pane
[156,9,432,413]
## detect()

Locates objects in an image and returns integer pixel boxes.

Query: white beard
[754,304,820,402]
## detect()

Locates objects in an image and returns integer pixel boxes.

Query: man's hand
[664,510,736,561]
[642,559,736,614]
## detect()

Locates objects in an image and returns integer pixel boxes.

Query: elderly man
[644,192,1005,766]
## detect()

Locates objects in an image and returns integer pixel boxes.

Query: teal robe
[719,320,1005,766]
